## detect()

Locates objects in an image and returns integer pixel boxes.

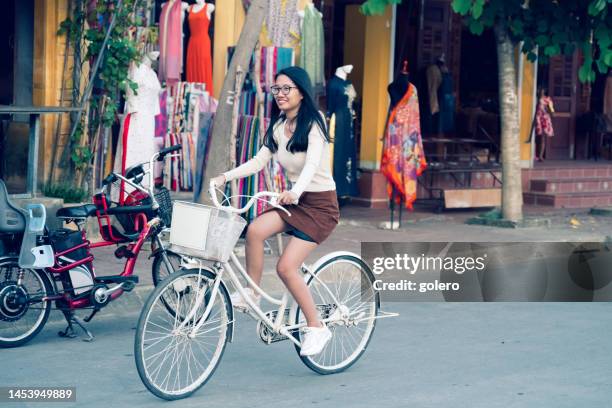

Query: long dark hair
[263,66,331,153]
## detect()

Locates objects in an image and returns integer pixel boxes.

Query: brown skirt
[263,190,339,244]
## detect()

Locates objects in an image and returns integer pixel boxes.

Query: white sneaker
[299,325,332,356]
[230,288,260,310]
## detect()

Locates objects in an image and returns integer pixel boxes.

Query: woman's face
[273,75,303,112]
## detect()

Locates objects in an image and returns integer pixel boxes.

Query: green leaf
[527,52,538,62]
[544,44,561,57]
[604,50,612,66]
[588,0,606,16]
[535,34,549,47]
[469,19,485,35]
[597,59,609,73]
[472,2,483,19]
[578,63,591,83]
[451,0,473,15]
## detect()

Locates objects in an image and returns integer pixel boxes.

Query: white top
[126,62,162,115]
[223,119,336,200]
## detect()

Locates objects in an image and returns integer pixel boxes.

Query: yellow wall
[212,0,245,99]
[520,55,536,162]
[33,0,70,185]
[359,8,392,170]
[343,5,366,99]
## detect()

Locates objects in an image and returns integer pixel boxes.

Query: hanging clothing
[159,0,183,86]
[438,72,455,133]
[380,83,427,210]
[535,96,555,137]
[299,5,325,90]
[114,61,162,201]
[426,64,442,115]
[186,4,214,93]
[263,0,301,48]
[327,75,359,198]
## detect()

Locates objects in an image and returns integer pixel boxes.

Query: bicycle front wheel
[294,254,379,374]
[134,268,231,400]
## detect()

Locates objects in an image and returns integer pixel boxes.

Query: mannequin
[381,59,426,212]
[186,0,214,92]
[159,0,189,85]
[385,60,411,226]
[327,64,359,201]
[191,0,215,18]
[335,65,352,80]
[114,51,162,201]
[388,61,410,109]
[424,54,454,134]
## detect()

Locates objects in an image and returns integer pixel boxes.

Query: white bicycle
[133,182,398,400]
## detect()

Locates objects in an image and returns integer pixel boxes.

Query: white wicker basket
[168,201,247,262]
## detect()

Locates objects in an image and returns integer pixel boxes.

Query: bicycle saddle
[56,204,98,219]
[125,164,145,180]
[0,179,26,233]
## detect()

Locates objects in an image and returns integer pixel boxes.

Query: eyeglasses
[271,85,298,96]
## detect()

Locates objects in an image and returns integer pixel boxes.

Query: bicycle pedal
[121,280,136,292]
[114,246,135,259]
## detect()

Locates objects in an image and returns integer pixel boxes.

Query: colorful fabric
[159,0,183,86]
[535,96,555,137]
[380,84,427,210]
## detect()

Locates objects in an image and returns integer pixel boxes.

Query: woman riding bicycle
[212,66,338,356]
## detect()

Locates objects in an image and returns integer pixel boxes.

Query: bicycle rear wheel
[294,254,379,374]
[134,268,231,400]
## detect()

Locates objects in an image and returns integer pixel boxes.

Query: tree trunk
[494,22,523,222]
[195,0,268,204]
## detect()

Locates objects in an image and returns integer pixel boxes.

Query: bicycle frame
[42,218,160,309]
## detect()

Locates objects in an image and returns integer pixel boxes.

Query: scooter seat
[56,204,98,219]
[0,179,26,233]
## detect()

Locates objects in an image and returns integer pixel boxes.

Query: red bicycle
[0,145,182,347]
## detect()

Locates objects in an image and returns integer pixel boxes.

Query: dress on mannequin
[186,3,214,93]
[159,1,184,86]
[380,79,426,210]
[327,72,359,198]
[114,57,162,202]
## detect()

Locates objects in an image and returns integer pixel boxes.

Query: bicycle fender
[181,267,236,343]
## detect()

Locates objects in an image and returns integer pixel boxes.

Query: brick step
[530,177,612,194]
[523,191,612,208]
[523,166,612,180]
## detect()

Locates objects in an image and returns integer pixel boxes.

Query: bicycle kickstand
[58,310,95,342]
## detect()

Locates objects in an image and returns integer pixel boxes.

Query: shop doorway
[538,54,579,159]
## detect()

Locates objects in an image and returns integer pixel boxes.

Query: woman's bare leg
[539,134,546,160]
[245,211,288,287]
[276,237,321,327]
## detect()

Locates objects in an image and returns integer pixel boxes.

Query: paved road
[2,302,612,408]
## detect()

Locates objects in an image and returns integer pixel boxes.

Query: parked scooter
[0,145,182,347]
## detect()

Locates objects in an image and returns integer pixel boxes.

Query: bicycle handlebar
[157,144,182,161]
[208,181,291,217]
